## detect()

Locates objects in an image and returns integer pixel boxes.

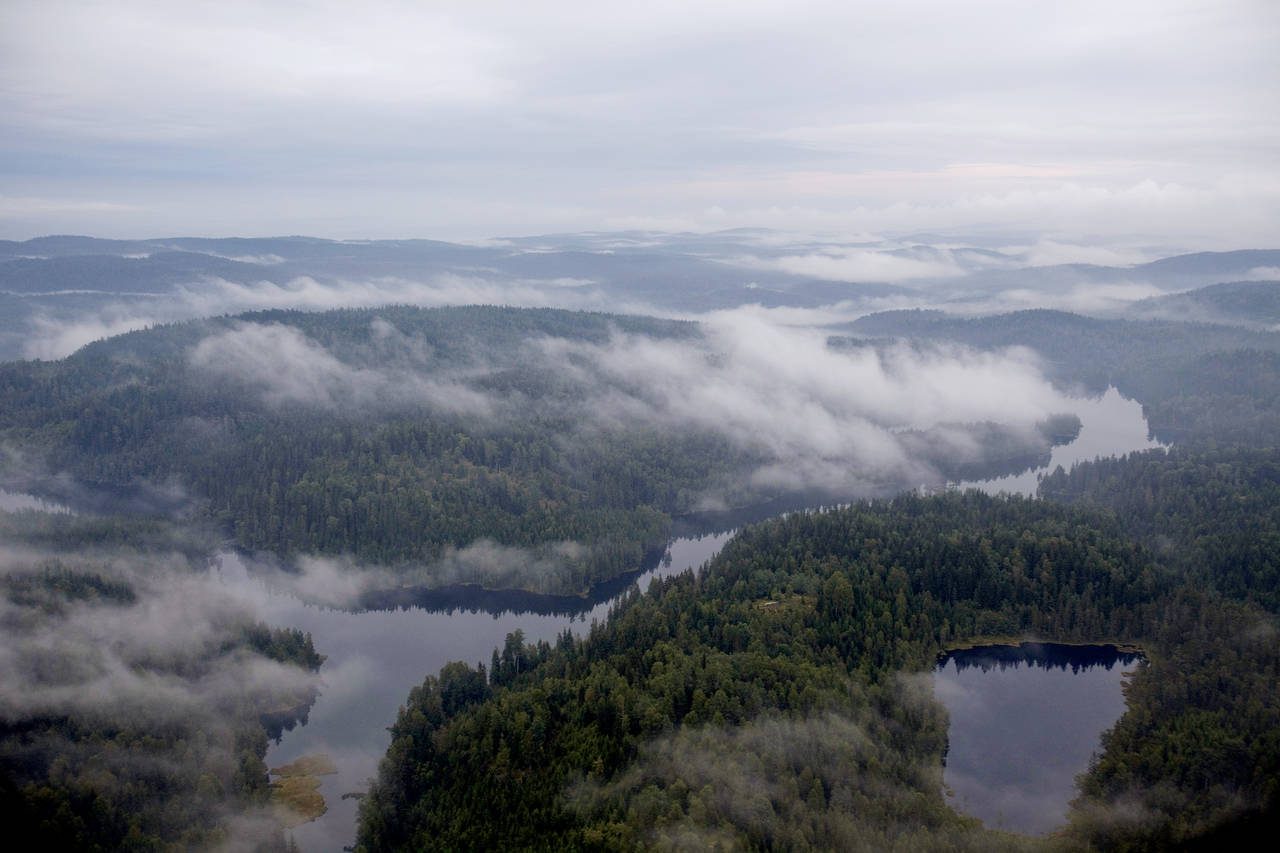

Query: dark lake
[933,642,1144,836]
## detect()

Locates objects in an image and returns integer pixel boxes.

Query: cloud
[0,512,324,848]
[640,178,1280,251]
[23,311,163,360]
[532,310,1071,494]
[16,289,1084,510]
[0,194,141,217]
[0,543,316,724]
[174,305,1081,500]
[965,282,1168,316]
[187,321,495,414]
[18,271,612,361]
[569,675,986,851]
[733,250,962,282]
[2,1,1276,243]
[232,539,593,607]
[1017,240,1156,268]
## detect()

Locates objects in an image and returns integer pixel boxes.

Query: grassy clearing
[269,753,338,826]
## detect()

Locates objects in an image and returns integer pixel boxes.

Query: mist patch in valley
[0,511,323,850]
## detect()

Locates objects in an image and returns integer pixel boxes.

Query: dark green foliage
[0,625,321,852]
[1039,446,1280,610]
[243,623,327,671]
[355,493,1177,852]
[358,458,1280,851]
[3,561,137,611]
[1133,350,1280,447]
[0,509,219,559]
[0,306,736,593]
[1066,593,1280,851]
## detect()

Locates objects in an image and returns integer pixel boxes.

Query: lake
[220,532,732,852]
[934,643,1143,836]
[226,387,1158,851]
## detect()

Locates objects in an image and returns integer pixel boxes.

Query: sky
[2,0,1277,246]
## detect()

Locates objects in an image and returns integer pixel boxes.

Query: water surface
[956,387,1163,495]
[934,643,1142,836]
[222,532,731,852]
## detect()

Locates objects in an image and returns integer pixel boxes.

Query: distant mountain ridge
[2,231,1278,363]
[1129,279,1280,328]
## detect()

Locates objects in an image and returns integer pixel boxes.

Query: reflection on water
[934,643,1143,836]
[222,531,732,853]
[958,387,1163,496]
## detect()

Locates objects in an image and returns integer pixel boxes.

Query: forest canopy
[355,480,1280,852]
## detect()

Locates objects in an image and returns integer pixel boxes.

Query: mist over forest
[3,0,1278,850]
[1,226,1278,851]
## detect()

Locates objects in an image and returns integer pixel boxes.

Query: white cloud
[533,309,1072,492]
[187,321,495,414]
[23,313,162,361]
[0,542,317,724]
[960,282,1168,316]
[0,194,141,217]
[1,1,1275,244]
[162,306,1080,497]
[733,250,962,282]
[17,271,612,360]
[1018,240,1156,268]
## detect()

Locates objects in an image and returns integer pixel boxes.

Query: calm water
[222,387,1156,851]
[934,643,1143,836]
[953,386,1164,495]
[220,532,732,852]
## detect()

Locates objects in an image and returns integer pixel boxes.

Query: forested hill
[1039,446,1280,612]
[0,306,733,594]
[354,488,1279,851]
[1128,280,1280,329]
[0,304,1081,595]
[847,309,1280,446]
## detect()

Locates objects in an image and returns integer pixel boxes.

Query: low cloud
[734,250,963,283]
[1016,240,1156,268]
[0,516,323,849]
[533,310,1072,494]
[16,296,1083,518]
[569,677,987,851]
[23,311,164,361]
[179,306,1078,500]
[227,538,594,607]
[0,541,316,725]
[973,281,1167,316]
[17,270,613,361]
[188,321,495,414]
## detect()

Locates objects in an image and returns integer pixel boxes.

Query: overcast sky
[2,0,1277,246]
